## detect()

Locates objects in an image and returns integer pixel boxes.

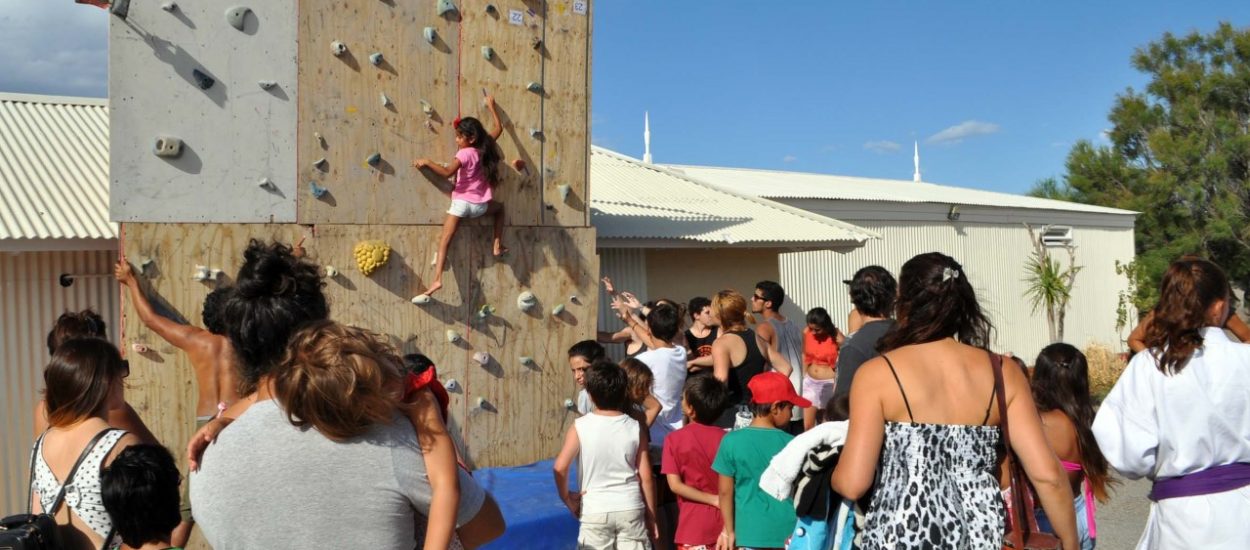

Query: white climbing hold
[366,153,382,166]
[331,41,347,56]
[557,184,571,201]
[526,81,543,93]
[569,294,580,304]
[474,351,490,365]
[161,2,177,11]
[420,100,434,117]
[153,136,183,158]
[482,46,494,61]
[209,268,223,280]
[325,265,338,277]
[258,80,277,90]
[369,52,384,66]
[516,291,537,311]
[478,304,496,319]
[380,93,391,106]
[192,265,211,281]
[564,398,576,410]
[314,132,323,144]
[257,177,275,190]
[520,356,536,367]
[131,343,149,353]
[552,303,565,316]
[445,378,461,392]
[313,158,327,170]
[436,0,457,17]
[529,128,543,139]
[411,294,432,305]
[423,27,437,44]
[446,330,461,344]
[225,6,251,31]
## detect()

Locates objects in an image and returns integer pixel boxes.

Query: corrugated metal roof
[591,147,878,246]
[667,164,1137,216]
[0,93,114,241]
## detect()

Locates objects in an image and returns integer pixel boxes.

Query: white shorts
[448,199,488,218]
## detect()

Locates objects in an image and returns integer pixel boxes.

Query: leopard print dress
[858,355,1005,549]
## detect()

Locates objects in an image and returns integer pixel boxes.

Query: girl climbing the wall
[412,96,505,299]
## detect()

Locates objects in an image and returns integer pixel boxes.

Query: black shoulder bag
[0,429,120,550]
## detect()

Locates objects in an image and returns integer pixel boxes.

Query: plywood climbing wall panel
[458,0,547,227]
[121,222,596,468]
[296,0,461,225]
[110,0,299,223]
[541,0,592,227]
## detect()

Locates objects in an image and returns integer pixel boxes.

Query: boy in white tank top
[554,361,659,549]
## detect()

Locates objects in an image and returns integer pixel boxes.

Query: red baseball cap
[748,372,811,408]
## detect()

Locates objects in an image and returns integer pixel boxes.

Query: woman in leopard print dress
[830,252,1078,549]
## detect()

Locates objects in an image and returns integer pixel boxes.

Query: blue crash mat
[476,458,579,550]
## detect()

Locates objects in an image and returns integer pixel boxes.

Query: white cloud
[926,120,1000,145]
[863,140,901,154]
[0,0,108,97]
[782,155,797,163]
[1098,129,1112,143]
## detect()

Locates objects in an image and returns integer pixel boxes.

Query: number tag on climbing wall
[573,1,587,15]
[509,9,524,25]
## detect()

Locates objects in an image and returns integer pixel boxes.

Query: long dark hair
[44,338,128,427]
[1031,343,1114,502]
[806,307,837,337]
[455,117,501,187]
[1145,257,1230,374]
[879,252,993,351]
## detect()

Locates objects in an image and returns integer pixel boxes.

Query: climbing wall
[109,0,596,480]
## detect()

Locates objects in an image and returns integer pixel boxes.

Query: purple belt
[1149,462,1250,501]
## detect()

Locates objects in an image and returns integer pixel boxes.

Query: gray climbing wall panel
[110,0,298,222]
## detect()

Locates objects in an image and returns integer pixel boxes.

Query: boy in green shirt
[712,372,810,549]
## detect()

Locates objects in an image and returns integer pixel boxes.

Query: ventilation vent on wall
[1040,225,1074,247]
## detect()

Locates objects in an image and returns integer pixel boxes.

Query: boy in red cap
[711,372,810,550]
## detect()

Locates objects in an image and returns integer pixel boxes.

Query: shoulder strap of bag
[26,429,50,515]
[990,351,1032,545]
[41,428,121,517]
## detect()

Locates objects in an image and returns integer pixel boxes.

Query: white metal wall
[0,250,120,512]
[780,222,1135,362]
[597,248,648,360]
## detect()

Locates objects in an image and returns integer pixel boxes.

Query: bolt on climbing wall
[110,0,597,478]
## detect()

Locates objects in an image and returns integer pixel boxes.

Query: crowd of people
[16,240,1250,550]
[558,254,1250,550]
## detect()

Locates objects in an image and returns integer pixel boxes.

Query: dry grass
[1084,343,1128,403]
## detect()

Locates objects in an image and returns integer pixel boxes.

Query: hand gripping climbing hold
[225,6,251,31]
[516,291,537,311]
[331,41,347,56]
[446,330,462,344]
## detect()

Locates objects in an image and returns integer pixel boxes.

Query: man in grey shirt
[831,266,898,421]
[754,280,806,433]
[191,399,490,549]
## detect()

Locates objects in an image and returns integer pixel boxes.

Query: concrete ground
[1094,476,1151,550]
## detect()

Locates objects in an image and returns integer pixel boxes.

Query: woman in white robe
[1092,257,1250,549]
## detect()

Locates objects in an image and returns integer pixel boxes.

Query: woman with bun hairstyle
[1093,257,1250,549]
[831,252,1076,549]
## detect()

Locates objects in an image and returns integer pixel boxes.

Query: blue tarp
[476,458,579,550]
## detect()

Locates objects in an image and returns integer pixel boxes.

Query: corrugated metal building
[0,93,119,513]
[670,164,1138,360]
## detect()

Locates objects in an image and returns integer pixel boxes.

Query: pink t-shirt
[660,422,726,546]
[453,147,492,203]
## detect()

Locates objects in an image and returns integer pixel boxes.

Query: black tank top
[684,326,719,359]
[714,329,766,428]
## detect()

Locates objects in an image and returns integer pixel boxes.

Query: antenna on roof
[913,141,921,182]
[643,111,653,164]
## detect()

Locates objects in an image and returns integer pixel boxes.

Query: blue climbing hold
[309,181,328,198]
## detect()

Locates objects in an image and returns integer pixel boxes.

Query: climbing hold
[526,81,544,93]
[512,159,528,172]
[473,351,490,365]
[257,177,275,190]
[552,303,566,316]
[209,268,223,280]
[420,100,434,117]
[423,120,434,131]
[131,343,149,353]
[557,184,572,201]
[485,3,497,13]
[161,2,177,11]
[309,181,328,198]
[366,152,382,166]
[380,93,391,106]
[478,304,496,319]
[481,46,495,61]
[446,330,461,344]
[369,52,384,66]
[516,291,537,311]
[153,136,183,158]
[569,294,580,304]
[331,41,347,56]
[139,258,155,272]
[529,128,543,139]
[445,378,461,392]
[564,398,576,410]
[313,158,327,170]
[531,36,543,50]
[258,80,277,90]
[519,356,536,367]
[411,294,432,305]
[192,69,214,90]
[476,397,487,408]
[352,240,391,276]
[436,0,457,17]
[423,27,437,44]
[324,265,338,278]
[225,6,251,31]
[111,0,130,19]
[192,265,211,281]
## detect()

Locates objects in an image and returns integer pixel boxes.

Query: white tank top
[575,412,645,514]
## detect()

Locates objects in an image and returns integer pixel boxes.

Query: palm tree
[1024,224,1082,343]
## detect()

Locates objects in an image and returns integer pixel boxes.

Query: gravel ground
[1093,476,1151,550]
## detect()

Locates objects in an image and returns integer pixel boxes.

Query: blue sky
[591,1,1250,193]
[3,1,1248,194]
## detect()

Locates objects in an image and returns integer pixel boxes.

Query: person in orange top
[801,307,844,430]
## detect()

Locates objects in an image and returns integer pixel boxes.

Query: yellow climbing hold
[352,240,391,276]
